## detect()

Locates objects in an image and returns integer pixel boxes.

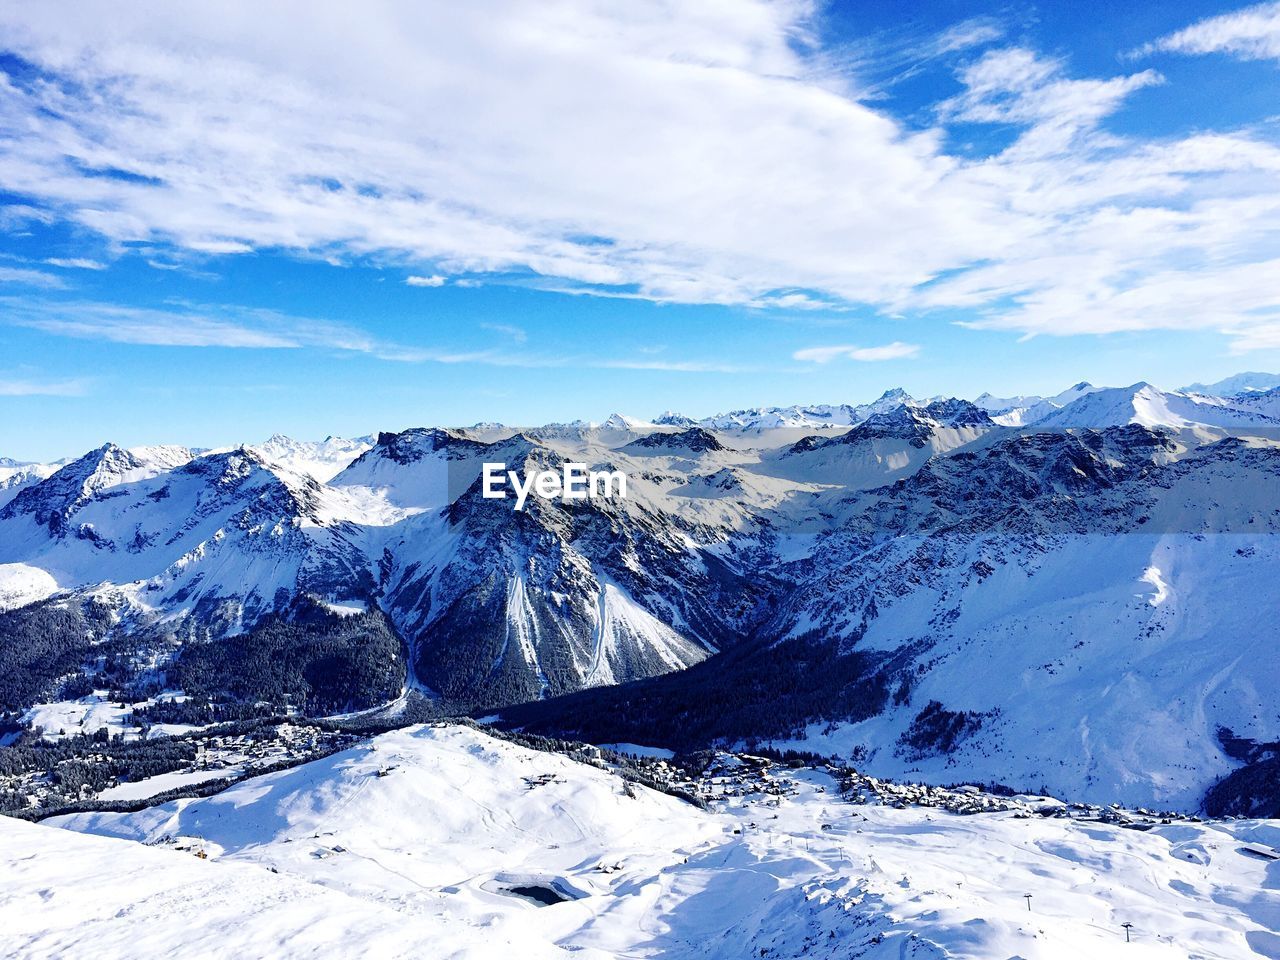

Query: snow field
[0,724,1267,958]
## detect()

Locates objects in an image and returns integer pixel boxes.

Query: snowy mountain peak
[248,433,373,482]
[653,410,697,427]
[599,413,654,431]
[836,398,992,448]
[0,442,193,534]
[361,427,485,465]
[698,394,908,431]
[974,380,1104,426]
[624,427,725,454]
[1181,371,1280,397]
[1038,381,1280,430]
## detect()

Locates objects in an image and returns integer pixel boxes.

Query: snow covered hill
[2,723,1275,959]
[509,423,1280,808]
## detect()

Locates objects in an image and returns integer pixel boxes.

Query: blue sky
[1,1,1279,460]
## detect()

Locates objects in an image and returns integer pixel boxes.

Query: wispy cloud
[8,301,316,349]
[0,376,89,397]
[0,266,65,288]
[793,342,920,363]
[940,47,1163,156]
[405,275,447,287]
[480,322,527,343]
[807,16,1005,99]
[594,357,750,373]
[935,18,1005,55]
[45,257,108,270]
[2,297,740,373]
[0,4,1276,352]
[0,205,55,230]
[1133,2,1280,63]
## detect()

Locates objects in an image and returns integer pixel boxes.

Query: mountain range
[2,377,1279,812]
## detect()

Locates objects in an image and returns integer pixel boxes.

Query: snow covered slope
[506,424,1280,809]
[779,429,1280,810]
[0,723,1271,959]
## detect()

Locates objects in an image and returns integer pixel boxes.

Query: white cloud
[0,204,55,229]
[941,48,1163,156]
[480,322,527,343]
[935,19,1005,55]
[793,341,919,363]
[45,257,108,270]
[1136,2,1280,62]
[0,3,1002,309]
[9,302,321,349]
[405,275,447,287]
[0,3,1274,350]
[0,376,88,396]
[2,297,742,372]
[0,266,65,288]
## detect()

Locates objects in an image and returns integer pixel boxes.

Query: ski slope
[0,724,1269,959]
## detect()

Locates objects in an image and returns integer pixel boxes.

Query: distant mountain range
[1179,371,1280,397]
[2,375,1279,812]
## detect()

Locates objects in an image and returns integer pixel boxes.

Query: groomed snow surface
[1,724,1276,959]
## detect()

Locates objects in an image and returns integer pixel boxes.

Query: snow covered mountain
[348,429,730,704]
[247,433,374,482]
[0,459,60,511]
[1181,371,1280,397]
[1225,385,1280,420]
[973,380,1101,426]
[2,375,1279,812]
[760,427,1280,809]
[1035,382,1280,431]
[1,443,194,537]
[0,444,379,632]
[696,388,916,431]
